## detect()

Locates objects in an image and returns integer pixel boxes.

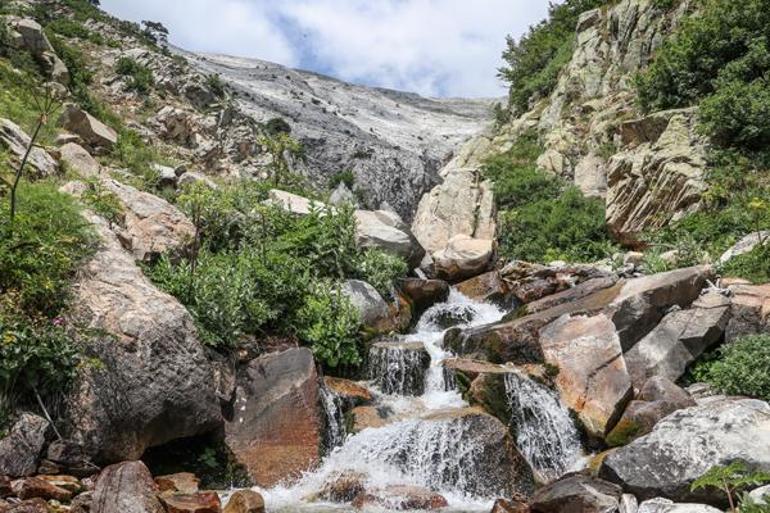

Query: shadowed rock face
[179,50,494,221]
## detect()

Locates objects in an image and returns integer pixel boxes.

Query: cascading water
[320,386,347,452]
[250,289,584,512]
[503,371,582,481]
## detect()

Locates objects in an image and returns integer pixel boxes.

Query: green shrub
[699,78,770,150]
[721,242,770,285]
[46,18,91,39]
[354,249,408,298]
[693,335,770,401]
[80,179,124,226]
[115,57,154,95]
[295,281,361,368]
[205,74,225,99]
[329,169,355,190]
[0,181,94,316]
[0,62,58,145]
[110,129,164,189]
[500,0,606,113]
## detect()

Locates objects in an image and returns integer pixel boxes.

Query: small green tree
[259,132,302,187]
[691,461,770,513]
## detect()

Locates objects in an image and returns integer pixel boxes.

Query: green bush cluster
[144,182,407,367]
[354,249,408,298]
[692,334,770,401]
[115,56,154,95]
[499,0,606,113]
[484,132,615,263]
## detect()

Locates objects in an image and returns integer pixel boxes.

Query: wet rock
[530,474,623,513]
[0,413,49,477]
[725,282,770,342]
[490,497,529,513]
[351,485,449,510]
[637,498,722,513]
[224,348,323,487]
[523,276,619,316]
[539,314,633,440]
[91,461,164,513]
[600,398,770,504]
[350,406,389,432]
[368,340,430,395]
[624,291,731,388]
[340,280,391,331]
[60,142,101,178]
[0,118,58,177]
[501,262,612,305]
[102,178,195,262]
[159,492,221,513]
[456,271,512,306]
[65,215,220,463]
[318,471,366,503]
[11,476,72,502]
[398,278,450,317]
[223,490,265,513]
[59,105,118,152]
[155,473,200,494]
[433,235,494,282]
[606,377,695,447]
[323,377,372,407]
[355,209,425,268]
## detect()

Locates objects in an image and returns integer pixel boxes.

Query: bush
[115,57,154,95]
[80,179,124,225]
[500,0,606,113]
[699,78,770,150]
[295,281,361,368]
[721,242,770,284]
[354,249,408,298]
[46,18,91,39]
[329,169,355,190]
[205,74,225,99]
[693,335,770,401]
[0,182,94,316]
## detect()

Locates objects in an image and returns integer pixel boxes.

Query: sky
[100,0,552,99]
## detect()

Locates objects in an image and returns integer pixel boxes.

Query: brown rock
[39,475,83,494]
[398,278,450,316]
[224,348,323,487]
[352,485,448,510]
[223,490,264,513]
[539,314,633,440]
[91,461,164,513]
[525,276,619,316]
[725,282,770,342]
[318,471,366,503]
[11,476,73,502]
[350,406,388,432]
[0,476,10,498]
[491,498,529,513]
[500,262,611,305]
[160,492,221,513]
[323,377,372,406]
[456,271,511,305]
[530,474,622,513]
[0,413,49,477]
[155,473,200,494]
[433,235,494,282]
[4,498,49,513]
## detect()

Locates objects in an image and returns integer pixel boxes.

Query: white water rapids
[247,289,585,512]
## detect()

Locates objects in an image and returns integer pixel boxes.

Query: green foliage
[691,461,770,512]
[0,19,43,77]
[0,182,94,316]
[329,169,355,190]
[46,18,90,39]
[110,129,166,190]
[296,281,361,368]
[205,74,226,99]
[500,0,606,113]
[115,57,154,95]
[80,179,124,225]
[692,335,770,402]
[354,249,408,298]
[484,132,615,263]
[0,62,57,145]
[264,117,292,136]
[259,132,304,187]
[721,242,770,284]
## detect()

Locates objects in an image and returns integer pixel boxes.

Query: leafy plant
[115,56,154,95]
[80,179,124,226]
[691,335,770,401]
[259,132,303,186]
[354,249,408,298]
[691,461,770,513]
[205,73,226,99]
[329,169,355,190]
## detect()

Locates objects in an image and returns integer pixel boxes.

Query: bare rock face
[433,235,494,282]
[354,209,425,268]
[159,492,221,513]
[600,398,770,504]
[724,282,770,342]
[606,110,707,246]
[539,314,633,440]
[65,215,221,463]
[59,142,101,178]
[0,414,49,478]
[224,348,323,488]
[91,461,164,513]
[637,498,722,513]
[101,178,195,261]
[530,474,623,513]
[58,105,118,152]
[0,118,58,177]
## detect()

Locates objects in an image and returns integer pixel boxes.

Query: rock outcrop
[0,414,49,477]
[64,215,221,463]
[0,118,58,177]
[530,474,623,513]
[58,105,118,152]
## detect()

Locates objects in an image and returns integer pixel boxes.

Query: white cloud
[100,0,551,98]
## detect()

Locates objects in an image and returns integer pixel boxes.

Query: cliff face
[412,0,707,254]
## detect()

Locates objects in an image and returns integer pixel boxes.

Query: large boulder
[224,348,323,487]
[606,377,696,447]
[433,234,494,282]
[223,490,265,513]
[340,279,392,331]
[724,282,770,342]
[264,189,325,215]
[64,215,221,463]
[500,261,613,306]
[354,209,425,268]
[637,498,722,513]
[0,118,58,177]
[539,314,633,440]
[102,178,195,261]
[4,17,54,54]
[624,292,730,388]
[0,414,49,477]
[91,461,164,513]
[398,278,450,318]
[530,474,623,513]
[58,105,118,152]
[59,142,101,178]
[456,271,512,306]
[600,398,770,504]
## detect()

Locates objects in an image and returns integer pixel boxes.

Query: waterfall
[320,385,347,452]
[503,370,582,481]
[368,341,430,395]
